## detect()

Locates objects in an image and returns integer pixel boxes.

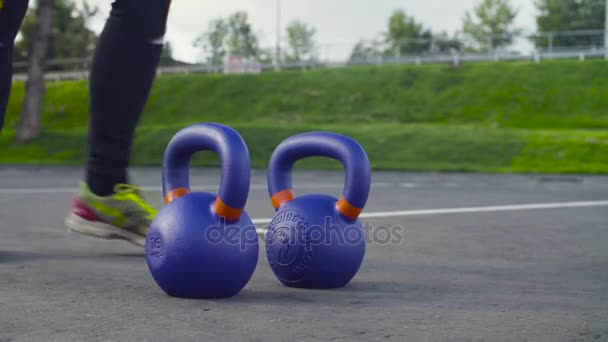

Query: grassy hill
[2,60,608,173]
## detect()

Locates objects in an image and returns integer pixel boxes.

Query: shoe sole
[65,213,146,248]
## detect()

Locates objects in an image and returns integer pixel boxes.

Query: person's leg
[0,0,30,134]
[87,0,171,196]
[65,0,172,247]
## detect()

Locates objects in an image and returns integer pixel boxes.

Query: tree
[462,0,521,52]
[159,42,175,67]
[16,0,55,141]
[384,9,433,56]
[349,39,383,63]
[535,0,605,48]
[256,48,275,65]
[431,31,463,53]
[194,12,261,65]
[193,18,228,66]
[226,11,260,58]
[15,0,97,67]
[285,20,317,62]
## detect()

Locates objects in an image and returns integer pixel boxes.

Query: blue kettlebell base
[265,194,366,290]
[146,192,259,300]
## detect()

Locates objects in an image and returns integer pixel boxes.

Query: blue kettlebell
[265,132,371,289]
[145,123,259,299]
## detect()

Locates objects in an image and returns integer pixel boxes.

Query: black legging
[0,0,172,196]
[0,0,30,133]
[86,0,172,196]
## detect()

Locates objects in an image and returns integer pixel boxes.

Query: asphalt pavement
[0,167,607,341]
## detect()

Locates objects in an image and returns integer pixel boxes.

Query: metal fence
[11,29,608,82]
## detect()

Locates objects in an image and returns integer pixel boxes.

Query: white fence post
[452,54,460,67]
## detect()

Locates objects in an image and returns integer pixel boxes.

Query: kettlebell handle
[162,123,251,221]
[267,132,371,220]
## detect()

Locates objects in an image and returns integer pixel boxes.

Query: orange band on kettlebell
[337,196,363,220]
[213,197,243,221]
[271,189,295,209]
[164,188,191,204]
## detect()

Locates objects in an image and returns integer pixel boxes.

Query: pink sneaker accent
[72,198,101,222]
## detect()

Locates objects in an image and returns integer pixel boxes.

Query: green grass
[2,123,608,173]
[2,60,608,173]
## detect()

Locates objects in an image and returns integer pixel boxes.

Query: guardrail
[11,47,608,82]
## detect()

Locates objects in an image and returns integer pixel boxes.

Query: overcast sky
[87,0,538,63]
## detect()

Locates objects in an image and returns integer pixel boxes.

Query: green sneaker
[65,183,157,247]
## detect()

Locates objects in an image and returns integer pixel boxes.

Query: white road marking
[2,185,605,236]
[252,200,608,232]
